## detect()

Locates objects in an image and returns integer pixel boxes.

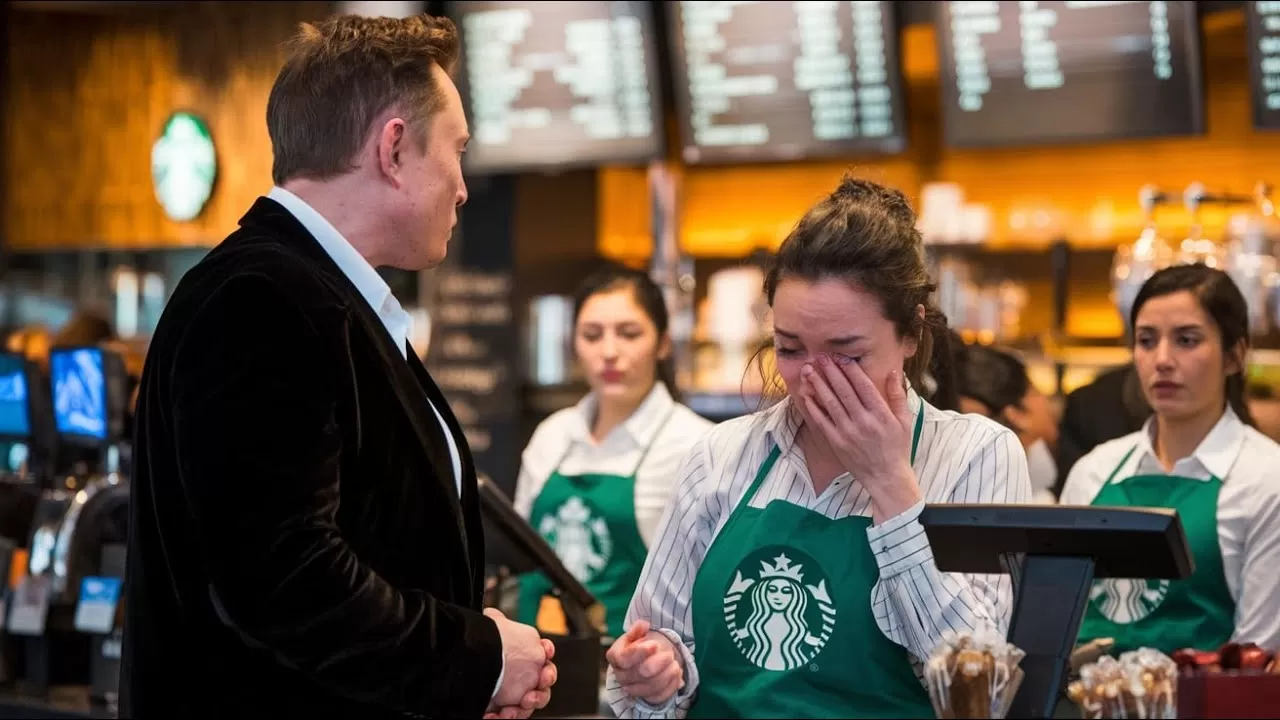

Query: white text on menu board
[431,271,512,454]
[1257,2,1280,110]
[679,0,894,148]
[950,1,1175,112]
[462,6,653,147]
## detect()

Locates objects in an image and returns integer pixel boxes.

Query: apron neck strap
[550,403,677,478]
[737,406,925,514]
[1105,443,1222,484]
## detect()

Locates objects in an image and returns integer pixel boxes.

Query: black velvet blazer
[120,198,501,719]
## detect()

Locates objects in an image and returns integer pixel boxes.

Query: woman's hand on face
[606,620,685,707]
[799,354,923,522]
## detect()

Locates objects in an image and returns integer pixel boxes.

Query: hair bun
[834,173,916,226]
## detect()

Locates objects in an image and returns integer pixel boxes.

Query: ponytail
[912,306,959,411]
[1227,371,1256,428]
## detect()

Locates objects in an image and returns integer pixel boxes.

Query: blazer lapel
[237,198,470,529]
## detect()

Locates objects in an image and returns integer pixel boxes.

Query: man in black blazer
[121,13,555,719]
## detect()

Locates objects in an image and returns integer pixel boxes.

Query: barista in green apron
[1062,263,1280,660]
[685,410,933,719]
[518,410,674,638]
[1075,446,1235,655]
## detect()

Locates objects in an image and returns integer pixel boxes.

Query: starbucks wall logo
[1090,578,1172,624]
[538,496,612,583]
[151,111,217,223]
[723,548,836,671]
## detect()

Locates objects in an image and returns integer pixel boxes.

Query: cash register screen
[0,353,31,438]
[51,347,107,441]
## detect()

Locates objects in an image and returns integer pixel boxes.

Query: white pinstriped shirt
[606,388,1033,718]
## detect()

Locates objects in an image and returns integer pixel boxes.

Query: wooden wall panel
[4,2,331,250]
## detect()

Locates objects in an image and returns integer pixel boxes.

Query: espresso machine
[12,345,130,709]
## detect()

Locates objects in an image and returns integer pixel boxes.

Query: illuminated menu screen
[669,0,907,165]
[1248,2,1280,130]
[937,1,1204,147]
[453,1,664,173]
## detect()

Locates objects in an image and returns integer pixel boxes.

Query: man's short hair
[266,13,460,186]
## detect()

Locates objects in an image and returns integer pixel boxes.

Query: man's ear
[376,117,408,188]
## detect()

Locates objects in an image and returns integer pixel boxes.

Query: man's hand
[485,609,557,719]
[606,621,684,706]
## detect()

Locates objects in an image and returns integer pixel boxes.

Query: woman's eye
[832,353,861,366]
[776,347,802,358]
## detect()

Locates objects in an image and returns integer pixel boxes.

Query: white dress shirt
[514,382,715,545]
[1060,407,1280,651]
[267,187,498,695]
[607,388,1032,718]
[267,187,462,493]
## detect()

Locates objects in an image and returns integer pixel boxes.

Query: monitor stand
[1001,553,1095,719]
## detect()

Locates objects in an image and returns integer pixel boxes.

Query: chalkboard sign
[451,0,665,174]
[668,0,908,164]
[936,1,1205,148]
[426,176,520,497]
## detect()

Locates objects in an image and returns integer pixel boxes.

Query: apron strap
[1105,445,1140,485]
[734,407,925,516]
[909,405,924,464]
[548,402,678,478]
[629,406,678,477]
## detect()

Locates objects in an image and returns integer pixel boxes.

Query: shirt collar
[765,379,924,454]
[567,382,677,447]
[1135,406,1246,480]
[267,186,412,350]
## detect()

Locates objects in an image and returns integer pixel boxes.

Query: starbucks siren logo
[151,111,217,223]
[538,496,612,583]
[723,549,836,671]
[1090,578,1172,624]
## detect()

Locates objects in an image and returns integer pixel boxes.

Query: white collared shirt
[266,186,462,494]
[513,383,715,546]
[1060,407,1280,651]
[607,388,1032,719]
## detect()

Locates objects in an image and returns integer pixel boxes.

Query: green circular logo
[723,546,836,671]
[151,111,217,222]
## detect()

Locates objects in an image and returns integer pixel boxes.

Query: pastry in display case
[925,630,1025,719]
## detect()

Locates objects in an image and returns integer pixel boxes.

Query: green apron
[518,409,674,639]
[1076,444,1236,655]
[687,410,934,719]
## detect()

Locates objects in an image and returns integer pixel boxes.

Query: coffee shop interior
[2,0,1280,717]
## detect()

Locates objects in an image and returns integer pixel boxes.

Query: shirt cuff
[866,499,934,579]
[633,694,678,717]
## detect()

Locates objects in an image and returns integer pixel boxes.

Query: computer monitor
[919,503,1194,720]
[0,352,33,441]
[49,346,127,447]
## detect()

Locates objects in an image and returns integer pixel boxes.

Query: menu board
[668,0,907,165]
[1248,1,1280,130]
[936,1,1205,147]
[452,1,665,174]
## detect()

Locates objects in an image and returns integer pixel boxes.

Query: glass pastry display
[925,630,1025,719]
[1067,649,1178,719]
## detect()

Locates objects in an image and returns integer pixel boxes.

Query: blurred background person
[953,335,1060,503]
[514,265,712,642]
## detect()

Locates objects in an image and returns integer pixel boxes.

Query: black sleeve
[168,274,502,716]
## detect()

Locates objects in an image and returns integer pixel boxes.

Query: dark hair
[55,310,115,347]
[267,13,461,185]
[572,265,679,401]
[1129,263,1255,427]
[955,341,1031,426]
[756,175,957,408]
